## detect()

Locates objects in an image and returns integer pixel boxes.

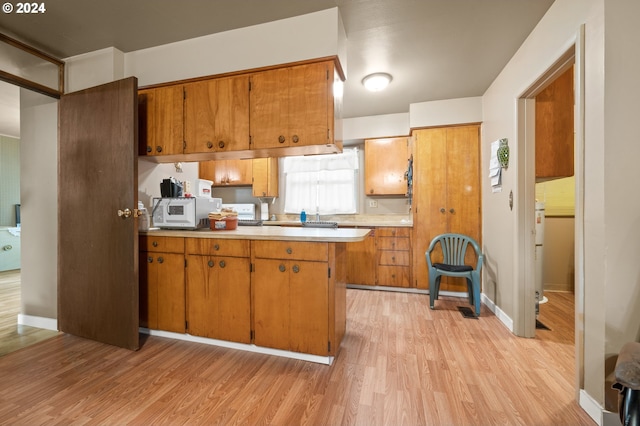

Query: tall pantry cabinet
[412,125,481,292]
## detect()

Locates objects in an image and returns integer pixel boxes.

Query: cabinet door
[140,252,185,332]
[252,157,279,197]
[345,229,376,286]
[187,254,251,343]
[365,137,409,195]
[184,75,250,154]
[289,260,328,356]
[252,258,290,351]
[138,86,184,156]
[250,68,289,150]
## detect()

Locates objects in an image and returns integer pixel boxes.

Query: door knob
[118,208,132,218]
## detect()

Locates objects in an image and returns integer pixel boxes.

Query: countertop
[142,226,371,242]
[263,214,413,228]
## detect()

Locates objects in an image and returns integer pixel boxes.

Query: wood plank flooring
[0,270,60,357]
[0,287,593,425]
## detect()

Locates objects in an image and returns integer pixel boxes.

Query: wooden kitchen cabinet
[138,85,184,157]
[139,236,186,333]
[185,238,251,343]
[411,125,481,291]
[199,159,253,186]
[345,228,377,286]
[251,240,342,356]
[252,157,279,197]
[250,61,333,150]
[535,65,574,179]
[365,137,410,195]
[376,227,411,288]
[184,75,250,154]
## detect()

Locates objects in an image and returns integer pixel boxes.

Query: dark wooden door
[58,77,139,350]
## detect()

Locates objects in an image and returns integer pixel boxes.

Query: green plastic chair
[426,233,483,316]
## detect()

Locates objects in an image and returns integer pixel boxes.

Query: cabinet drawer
[376,227,410,238]
[376,236,410,251]
[140,236,184,253]
[252,241,328,262]
[186,238,249,257]
[377,265,411,287]
[378,250,410,266]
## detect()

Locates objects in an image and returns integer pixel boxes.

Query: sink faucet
[315,208,320,222]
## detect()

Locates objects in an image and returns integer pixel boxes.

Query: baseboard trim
[17,314,58,331]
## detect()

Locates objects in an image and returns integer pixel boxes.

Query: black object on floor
[457,306,478,319]
[536,319,551,330]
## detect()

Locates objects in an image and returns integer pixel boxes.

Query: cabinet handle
[278,135,286,144]
[449,208,455,214]
[157,256,164,264]
[440,208,446,214]
[152,241,158,247]
[219,260,226,268]
[146,146,152,153]
[279,264,286,272]
[206,141,213,149]
[156,146,162,153]
[292,264,300,273]
[218,141,225,149]
[208,260,214,268]
[292,135,299,143]
[2,245,11,251]
[214,244,220,251]
[147,256,153,263]
[286,247,292,255]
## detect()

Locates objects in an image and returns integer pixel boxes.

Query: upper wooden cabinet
[138,86,184,156]
[250,61,333,150]
[184,75,250,154]
[199,159,253,186]
[252,157,279,197]
[364,137,409,195]
[535,65,574,180]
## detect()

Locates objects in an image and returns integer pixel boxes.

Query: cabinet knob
[214,244,220,251]
[292,264,300,273]
[156,146,162,153]
[278,135,286,144]
[2,245,12,251]
[146,146,152,153]
[157,256,164,264]
[152,241,158,247]
[440,208,446,214]
[449,208,455,214]
[292,135,299,143]
[147,256,153,263]
[218,141,225,149]
[279,264,286,272]
[391,256,396,262]
[219,260,226,268]
[208,260,214,268]
[286,247,292,255]
[206,141,213,149]
[369,189,374,194]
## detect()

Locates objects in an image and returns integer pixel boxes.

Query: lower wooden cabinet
[185,238,251,343]
[251,240,340,356]
[345,227,411,288]
[139,236,186,333]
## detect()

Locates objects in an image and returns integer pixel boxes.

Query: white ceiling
[0,0,555,138]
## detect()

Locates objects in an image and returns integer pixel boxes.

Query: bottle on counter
[138,201,150,231]
[300,209,307,223]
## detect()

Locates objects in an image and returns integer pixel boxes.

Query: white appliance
[221,203,256,220]
[260,202,269,221]
[534,201,547,315]
[152,197,222,229]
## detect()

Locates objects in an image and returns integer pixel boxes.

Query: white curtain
[283,149,359,215]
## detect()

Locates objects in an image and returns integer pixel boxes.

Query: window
[283,148,359,215]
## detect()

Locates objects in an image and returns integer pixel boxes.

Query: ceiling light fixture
[362,72,392,92]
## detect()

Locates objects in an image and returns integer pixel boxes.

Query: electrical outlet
[369,200,378,208]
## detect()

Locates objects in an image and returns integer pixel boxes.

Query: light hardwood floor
[0,287,593,425]
[0,270,59,357]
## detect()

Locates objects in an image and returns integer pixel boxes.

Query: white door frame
[514,26,585,397]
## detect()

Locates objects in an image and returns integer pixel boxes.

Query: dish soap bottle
[300,209,307,223]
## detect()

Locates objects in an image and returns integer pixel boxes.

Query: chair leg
[472,277,481,316]
[429,275,441,309]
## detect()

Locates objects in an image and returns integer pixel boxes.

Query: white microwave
[151,197,221,229]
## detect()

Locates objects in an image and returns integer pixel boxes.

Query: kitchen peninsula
[139,226,370,364]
